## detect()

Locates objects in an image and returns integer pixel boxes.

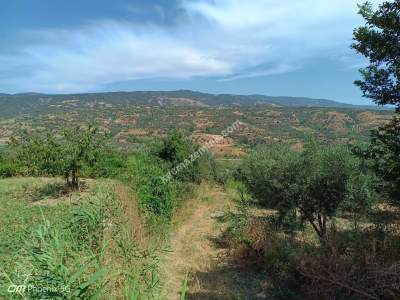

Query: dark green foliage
[342,171,379,228]
[137,164,177,221]
[354,115,400,205]
[59,126,105,188]
[352,0,400,207]
[352,1,400,110]
[152,130,216,183]
[155,130,203,183]
[156,131,193,163]
[118,131,212,225]
[235,143,302,210]
[0,153,17,178]
[10,130,61,177]
[299,142,356,239]
[10,126,105,189]
[120,151,179,224]
[236,141,377,240]
[87,149,127,178]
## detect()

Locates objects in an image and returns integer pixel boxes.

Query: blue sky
[0,0,384,104]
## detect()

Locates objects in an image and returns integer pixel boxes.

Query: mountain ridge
[0,90,384,118]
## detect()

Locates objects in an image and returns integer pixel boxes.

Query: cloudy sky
[0,0,384,104]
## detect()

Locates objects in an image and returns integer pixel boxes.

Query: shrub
[0,156,17,178]
[116,151,178,224]
[137,165,177,222]
[85,149,127,178]
[154,130,215,183]
[293,227,400,300]
[235,143,301,210]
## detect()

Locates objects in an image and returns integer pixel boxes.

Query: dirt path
[161,184,231,299]
[161,184,268,300]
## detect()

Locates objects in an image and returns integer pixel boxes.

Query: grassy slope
[0,178,164,299]
[0,177,273,300]
[0,178,70,275]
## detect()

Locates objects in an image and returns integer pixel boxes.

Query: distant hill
[0,90,381,117]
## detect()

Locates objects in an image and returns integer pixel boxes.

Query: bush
[137,165,177,222]
[85,149,127,178]
[293,227,400,300]
[154,130,215,183]
[119,132,216,226]
[0,159,17,178]
[121,151,179,224]
[235,143,301,210]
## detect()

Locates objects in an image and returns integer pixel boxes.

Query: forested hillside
[0,90,384,118]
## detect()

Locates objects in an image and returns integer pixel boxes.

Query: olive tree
[236,141,369,241]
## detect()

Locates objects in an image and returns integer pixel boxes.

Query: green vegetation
[354,116,400,206]
[154,130,215,183]
[0,179,164,299]
[120,131,215,227]
[0,2,398,299]
[0,90,378,118]
[352,0,400,207]
[0,94,394,153]
[0,127,215,299]
[223,138,399,299]
[0,152,17,178]
[218,3,400,299]
[236,140,378,240]
[352,1,400,111]
[10,126,106,189]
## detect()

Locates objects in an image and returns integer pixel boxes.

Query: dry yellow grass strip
[161,184,232,299]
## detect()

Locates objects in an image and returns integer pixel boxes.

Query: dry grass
[102,181,154,299]
[160,184,232,299]
[159,183,272,299]
[113,182,150,247]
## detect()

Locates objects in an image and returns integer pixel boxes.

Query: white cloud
[0,0,384,93]
[218,63,301,82]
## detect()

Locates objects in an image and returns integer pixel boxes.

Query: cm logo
[8,284,27,294]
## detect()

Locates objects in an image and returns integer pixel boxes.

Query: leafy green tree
[298,142,352,240]
[11,125,104,189]
[352,1,400,205]
[354,116,400,204]
[237,141,372,241]
[235,143,302,212]
[342,171,379,229]
[59,126,104,188]
[352,1,400,109]
[10,130,61,176]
